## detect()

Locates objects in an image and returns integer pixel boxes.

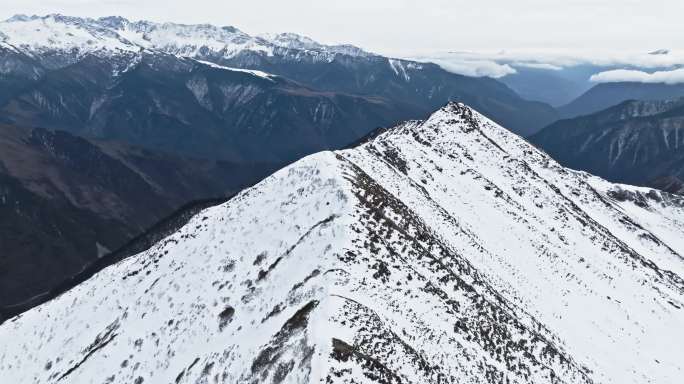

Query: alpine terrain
[0,13,561,318]
[0,13,558,148]
[0,123,273,316]
[558,82,684,119]
[1,103,682,383]
[532,98,684,192]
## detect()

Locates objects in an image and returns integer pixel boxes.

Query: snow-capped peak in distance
[260,32,321,50]
[260,31,375,57]
[0,14,375,66]
[4,14,35,22]
[100,17,274,58]
[0,14,140,60]
[1,102,682,383]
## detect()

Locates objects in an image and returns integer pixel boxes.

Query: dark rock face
[0,18,560,154]
[216,51,559,137]
[0,171,130,313]
[532,99,684,193]
[0,123,273,315]
[0,53,418,163]
[650,176,684,195]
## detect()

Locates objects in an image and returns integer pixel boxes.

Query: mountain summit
[1,103,682,383]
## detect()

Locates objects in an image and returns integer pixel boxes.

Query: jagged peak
[0,13,251,39]
[260,31,374,57]
[0,13,376,63]
[439,100,479,117]
[4,14,35,22]
[43,13,82,22]
[265,32,317,43]
[370,102,504,144]
[353,102,483,150]
[96,15,131,29]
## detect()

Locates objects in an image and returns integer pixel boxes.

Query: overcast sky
[1,0,681,57]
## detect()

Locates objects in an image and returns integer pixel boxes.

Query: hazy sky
[1,0,681,57]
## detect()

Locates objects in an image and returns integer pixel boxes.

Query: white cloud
[410,55,516,78]
[590,68,684,84]
[512,62,563,71]
[586,51,684,69]
[403,49,684,80]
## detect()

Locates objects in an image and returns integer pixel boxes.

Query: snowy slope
[1,103,683,383]
[194,59,277,81]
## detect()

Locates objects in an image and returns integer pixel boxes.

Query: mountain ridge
[559,82,684,118]
[1,103,681,383]
[0,123,274,313]
[532,98,684,191]
[0,13,375,66]
[0,13,559,137]
[0,51,416,162]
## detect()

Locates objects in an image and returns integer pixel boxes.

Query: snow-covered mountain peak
[260,31,327,53]
[99,18,269,57]
[94,15,131,30]
[0,13,139,67]
[1,103,682,383]
[0,14,376,69]
[261,31,374,57]
[265,32,318,47]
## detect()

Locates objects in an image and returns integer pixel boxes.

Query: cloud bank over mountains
[590,68,684,85]
[410,49,684,83]
[410,54,516,78]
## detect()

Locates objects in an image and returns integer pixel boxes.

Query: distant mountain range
[558,82,684,118]
[0,52,413,163]
[0,123,272,313]
[2,103,682,383]
[0,14,558,141]
[423,51,684,108]
[499,64,599,107]
[532,98,684,190]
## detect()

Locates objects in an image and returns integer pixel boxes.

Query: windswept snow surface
[1,103,683,383]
